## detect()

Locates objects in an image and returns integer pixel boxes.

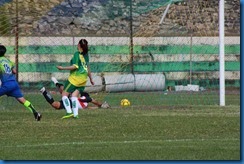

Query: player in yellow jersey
[56,39,94,119]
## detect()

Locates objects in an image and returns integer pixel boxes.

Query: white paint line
[2,138,239,148]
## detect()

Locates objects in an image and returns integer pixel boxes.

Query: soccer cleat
[39,87,46,93]
[73,115,79,119]
[51,77,59,85]
[35,112,42,121]
[101,101,111,109]
[61,113,74,119]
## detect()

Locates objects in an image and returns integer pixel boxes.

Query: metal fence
[0,0,240,107]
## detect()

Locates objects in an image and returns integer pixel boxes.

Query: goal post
[219,0,225,106]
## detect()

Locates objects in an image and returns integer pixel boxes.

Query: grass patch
[0,105,240,160]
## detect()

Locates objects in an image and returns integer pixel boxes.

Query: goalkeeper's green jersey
[68,51,89,87]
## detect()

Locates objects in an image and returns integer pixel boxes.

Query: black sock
[43,90,55,104]
[56,83,63,88]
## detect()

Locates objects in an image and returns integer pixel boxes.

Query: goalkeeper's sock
[62,96,72,113]
[51,77,59,84]
[42,90,54,105]
[56,83,63,88]
[23,100,37,115]
[71,97,79,117]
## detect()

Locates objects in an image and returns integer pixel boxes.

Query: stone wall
[0,0,240,36]
[134,0,240,36]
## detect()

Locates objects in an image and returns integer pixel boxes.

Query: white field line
[2,138,239,148]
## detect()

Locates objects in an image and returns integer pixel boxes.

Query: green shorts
[63,80,85,93]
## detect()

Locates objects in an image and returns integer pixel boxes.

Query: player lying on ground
[40,77,110,110]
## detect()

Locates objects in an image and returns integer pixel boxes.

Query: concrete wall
[0,36,240,91]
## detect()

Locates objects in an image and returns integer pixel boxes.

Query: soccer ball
[121,99,130,107]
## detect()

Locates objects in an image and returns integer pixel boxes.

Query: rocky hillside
[135,0,240,36]
[0,0,240,36]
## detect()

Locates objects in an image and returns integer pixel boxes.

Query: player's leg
[40,87,55,105]
[71,96,79,118]
[17,97,42,121]
[52,77,74,118]
[58,85,64,94]
[40,87,62,110]
[5,81,41,121]
[51,77,64,94]
[47,77,66,109]
[61,92,73,118]
[52,101,63,110]
[61,81,76,119]
[71,89,80,118]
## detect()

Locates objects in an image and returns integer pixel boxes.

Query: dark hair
[79,39,88,54]
[0,45,6,57]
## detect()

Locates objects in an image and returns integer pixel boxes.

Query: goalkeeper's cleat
[61,113,74,119]
[51,77,59,85]
[101,101,111,109]
[34,112,42,121]
[39,87,46,93]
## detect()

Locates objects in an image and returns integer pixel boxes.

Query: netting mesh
[0,0,240,108]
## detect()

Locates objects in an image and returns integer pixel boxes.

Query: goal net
[0,0,240,109]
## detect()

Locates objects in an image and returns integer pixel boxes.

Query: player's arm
[79,92,109,108]
[56,65,77,71]
[10,60,16,74]
[87,66,94,85]
[12,68,17,74]
[91,98,102,107]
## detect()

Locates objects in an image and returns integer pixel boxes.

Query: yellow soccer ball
[121,99,131,107]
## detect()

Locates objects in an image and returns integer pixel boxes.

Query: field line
[2,138,239,148]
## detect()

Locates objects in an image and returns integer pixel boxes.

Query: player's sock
[51,77,58,84]
[71,97,79,117]
[56,83,63,88]
[40,87,46,93]
[62,96,72,113]
[24,100,37,114]
[42,90,54,104]
[51,77,64,90]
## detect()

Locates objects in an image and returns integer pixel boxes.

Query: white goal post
[219,0,225,106]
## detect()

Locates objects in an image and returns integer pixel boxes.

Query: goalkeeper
[40,77,110,110]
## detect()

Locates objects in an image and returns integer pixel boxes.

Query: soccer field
[0,92,240,160]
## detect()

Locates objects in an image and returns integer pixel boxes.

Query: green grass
[0,104,240,160]
[0,90,240,108]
